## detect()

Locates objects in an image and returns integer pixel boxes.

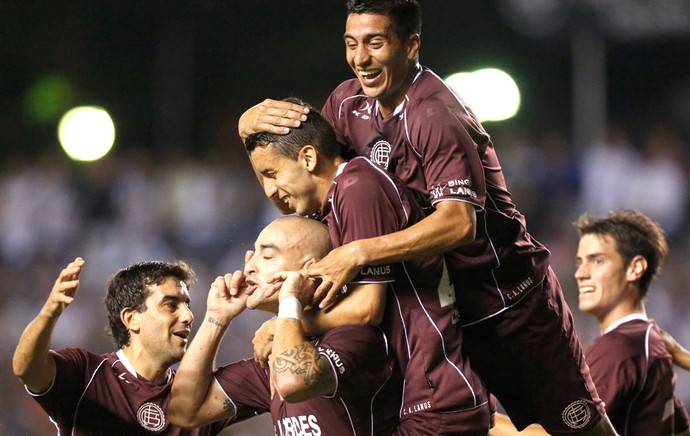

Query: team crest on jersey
[370,140,391,169]
[137,402,166,432]
[561,400,591,429]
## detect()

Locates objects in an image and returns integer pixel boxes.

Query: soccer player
[574,210,690,435]
[12,258,228,435]
[237,1,615,434]
[168,216,401,435]
[492,211,690,435]
[238,100,491,434]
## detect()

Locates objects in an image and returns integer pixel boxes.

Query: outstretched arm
[307,200,475,308]
[13,258,84,393]
[653,321,690,371]
[168,272,249,427]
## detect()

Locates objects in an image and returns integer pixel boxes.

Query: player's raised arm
[13,258,85,394]
[168,273,248,427]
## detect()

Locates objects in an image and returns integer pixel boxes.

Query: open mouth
[173,330,190,343]
[359,69,382,82]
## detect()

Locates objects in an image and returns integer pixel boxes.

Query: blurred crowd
[1,120,689,434]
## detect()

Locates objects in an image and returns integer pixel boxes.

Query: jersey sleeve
[407,98,487,208]
[214,358,271,418]
[29,348,91,422]
[316,325,393,400]
[331,160,411,283]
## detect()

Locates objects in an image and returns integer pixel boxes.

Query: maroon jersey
[586,315,688,435]
[26,348,229,435]
[322,67,550,325]
[214,325,401,436]
[317,157,490,433]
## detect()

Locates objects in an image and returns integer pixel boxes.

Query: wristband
[278,296,302,320]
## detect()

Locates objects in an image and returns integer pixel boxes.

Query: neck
[378,62,418,118]
[316,157,345,204]
[597,301,646,334]
[121,345,172,385]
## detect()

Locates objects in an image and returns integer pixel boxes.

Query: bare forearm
[12,313,58,392]
[272,318,334,402]
[354,201,475,267]
[671,344,690,371]
[302,284,385,336]
[169,314,230,425]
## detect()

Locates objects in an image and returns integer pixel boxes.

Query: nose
[244,254,258,276]
[353,44,370,67]
[179,303,194,325]
[263,177,279,200]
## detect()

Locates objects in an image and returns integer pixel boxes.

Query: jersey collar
[604,313,648,334]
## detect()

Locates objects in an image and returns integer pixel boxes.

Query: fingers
[319,286,343,310]
[225,270,246,297]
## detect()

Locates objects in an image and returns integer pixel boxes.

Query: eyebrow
[160,294,190,305]
[343,32,387,40]
[258,243,280,252]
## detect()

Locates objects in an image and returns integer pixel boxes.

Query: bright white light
[58,106,116,162]
[445,68,521,122]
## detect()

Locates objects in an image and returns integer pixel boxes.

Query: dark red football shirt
[27,348,229,435]
[214,324,400,436]
[316,157,489,431]
[586,316,689,435]
[322,67,550,325]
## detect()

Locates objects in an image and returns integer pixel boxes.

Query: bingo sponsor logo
[370,140,391,169]
[137,402,166,432]
[562,400,591,429]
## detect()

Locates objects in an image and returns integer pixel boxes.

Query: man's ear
[121,308,140,334]
[299,145,318,172]
[626,255,648,282]
[406,33,421,62]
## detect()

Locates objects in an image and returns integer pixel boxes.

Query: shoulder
[588,321,651,364]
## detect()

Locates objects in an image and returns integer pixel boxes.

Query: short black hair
[245,97,343,161]
[574,209,668,298]
[346,0,422,40]
[104,260,195,348]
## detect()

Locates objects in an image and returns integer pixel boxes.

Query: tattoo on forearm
[207,316,228,329]
[273,344,328,386]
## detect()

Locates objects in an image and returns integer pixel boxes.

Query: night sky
[2,0,690,160]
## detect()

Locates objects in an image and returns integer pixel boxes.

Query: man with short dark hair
[240,99,491,434]
[12,258,228,435]
[574,210,690,435]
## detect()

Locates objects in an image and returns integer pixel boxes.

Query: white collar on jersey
[335,161,348,177]
[115,349,173,383]
[604,312,648,335]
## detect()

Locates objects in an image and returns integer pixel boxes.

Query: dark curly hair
[574,209,668,298]
[104,260,195,348]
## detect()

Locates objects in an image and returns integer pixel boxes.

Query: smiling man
[12,258,228,435]
[574,209,689,435]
